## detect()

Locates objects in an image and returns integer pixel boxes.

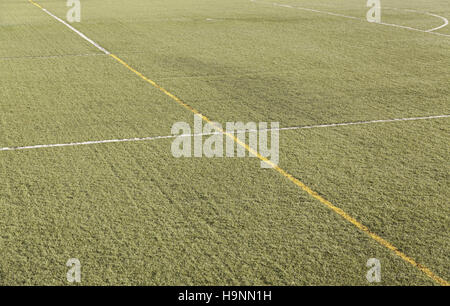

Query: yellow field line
[29,0,42,9]
[110,56,448,287]
[29,0,449,286]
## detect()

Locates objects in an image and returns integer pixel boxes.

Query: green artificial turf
[0,0,448,285]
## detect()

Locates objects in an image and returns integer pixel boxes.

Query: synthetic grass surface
[0,0,448,285]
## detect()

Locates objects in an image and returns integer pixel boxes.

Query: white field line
[383,6,449,33]
[424,13,448,32]
[250,0,450,38]
[32,3,110,55]
[1,115,448,152]
[21,2,449,153]
[23,1,450,285]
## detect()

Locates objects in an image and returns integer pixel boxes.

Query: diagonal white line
[31,2,110,55]
[20,2,450,154]
[1,115,448,152]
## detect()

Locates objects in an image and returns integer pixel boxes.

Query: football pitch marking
[27,0,449,286]
[426,12,449,32]
[28,0,110,55]
[250,0,450,38]
[1,114,449,152]
[384,6,449,33]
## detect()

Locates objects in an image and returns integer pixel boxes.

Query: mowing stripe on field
[0,53,106,61]
[250,0,450,38]
[1,114,449,152]
[28,0,449,286]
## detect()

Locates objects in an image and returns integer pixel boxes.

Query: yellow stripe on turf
[29,0,43,9]
[108,52,449,286]
[28,0,449,286]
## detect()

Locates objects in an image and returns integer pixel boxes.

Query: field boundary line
[27,0,449,286]
[250,0,450,38]
[2,114,449,152]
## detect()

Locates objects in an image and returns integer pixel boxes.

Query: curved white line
[425,12,448,32]
[384,6,448,33]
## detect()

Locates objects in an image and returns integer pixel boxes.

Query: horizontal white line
[0,135,178,151]
[1,115,448,152]
[272,2,361,21]
[276,114,450,131]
